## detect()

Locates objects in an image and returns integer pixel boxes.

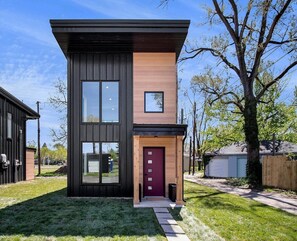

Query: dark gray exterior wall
[0,97,27,184]
[67,52,133,197]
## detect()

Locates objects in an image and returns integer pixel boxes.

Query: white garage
[205,155,247,178]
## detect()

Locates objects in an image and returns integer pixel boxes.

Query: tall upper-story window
[82,82,100,122]
[144,92,164,113]
[102,82,119,122]
[82,81,119,123]
[7,112,12,139]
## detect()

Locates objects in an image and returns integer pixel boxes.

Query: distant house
[50,19,189,205]
[0,87,39,184]
[205,141,297,178]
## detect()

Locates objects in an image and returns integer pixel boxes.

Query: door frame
[143,146,165,197]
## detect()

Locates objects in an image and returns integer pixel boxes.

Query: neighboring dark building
[0,87,39,184]
[51,19,189,205]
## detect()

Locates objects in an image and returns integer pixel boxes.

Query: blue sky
[0,0,296,147]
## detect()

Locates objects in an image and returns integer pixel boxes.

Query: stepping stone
[155,212,173,219]
[161,224,185,234]
[153,208,169,213]
[158,218,178,225]
[166,233,191,241]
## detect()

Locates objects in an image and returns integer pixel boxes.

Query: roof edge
[0,87,40,118]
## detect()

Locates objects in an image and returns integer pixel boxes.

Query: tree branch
[269,38,297,44]
[256,60,297,100]
[264,0,292,47]
[229,0,239,36]
[239,0,254,41]
[250,0,271,80]
[212,0,238,44]
[181,47,240,77]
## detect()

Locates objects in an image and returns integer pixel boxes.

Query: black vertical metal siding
[68,53,133,197]
[0,97,27,185]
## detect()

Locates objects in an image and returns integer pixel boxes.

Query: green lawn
[34,165,65,177]
[170,181,297,241]
[0,178,165,241]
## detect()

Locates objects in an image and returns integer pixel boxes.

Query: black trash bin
[168,183,176,202]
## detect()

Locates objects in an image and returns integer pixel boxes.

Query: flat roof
[0,87,40,118]
[50,19,190,59]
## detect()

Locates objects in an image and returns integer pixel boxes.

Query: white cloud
[72,0,161,19]
[0,9,56,47]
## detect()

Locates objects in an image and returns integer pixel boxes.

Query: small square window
[144,92,164,113]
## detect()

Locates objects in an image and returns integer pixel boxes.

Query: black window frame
[81,80,120,124]
[144,91,164,113]
[81,141,120,185]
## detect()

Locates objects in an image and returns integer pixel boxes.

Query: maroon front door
[143,147,164,197]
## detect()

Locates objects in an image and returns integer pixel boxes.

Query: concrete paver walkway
[185,174,297,215]
[153,208,190,241]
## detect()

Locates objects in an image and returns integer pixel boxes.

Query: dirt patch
[54,165,67,174]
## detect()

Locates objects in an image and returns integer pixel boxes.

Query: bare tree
[48,79,67,145]
[162,0,297,186]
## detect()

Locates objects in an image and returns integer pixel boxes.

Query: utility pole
[180,108,184,124]
[192,102,196,175]
[37,101,41,176]
[188,136,192,175]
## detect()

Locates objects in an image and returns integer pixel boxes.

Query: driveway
[184,174,297,215]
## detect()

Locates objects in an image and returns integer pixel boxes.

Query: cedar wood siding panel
[68,53,133,197]
[133,53,177,124]
[0,97,27,185]
[25,149,35,181]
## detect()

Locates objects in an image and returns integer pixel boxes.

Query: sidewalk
[184,174,297,215]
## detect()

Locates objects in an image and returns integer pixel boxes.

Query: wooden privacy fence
[262,155,297,191]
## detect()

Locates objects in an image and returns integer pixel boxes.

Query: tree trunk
[243,97,262,187]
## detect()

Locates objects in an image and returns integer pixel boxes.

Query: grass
[0,178,165,241]
[225,177,250,188]
[170,181,297,241]
[263,187,297,198]
[34,165,65,177]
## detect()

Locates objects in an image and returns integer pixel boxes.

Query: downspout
[182,128,187,203]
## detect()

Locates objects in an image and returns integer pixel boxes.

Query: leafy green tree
[40,143,51,164]
[52,144,67,162]
[196,76,297,152]
[162,0,297,186]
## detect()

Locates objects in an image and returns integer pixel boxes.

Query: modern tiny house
[0,87,39,185]
[50,19,189,205]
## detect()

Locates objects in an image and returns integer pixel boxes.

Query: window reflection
[82,82,100,122]
[102,143,119,183]
[102,82,119,122]
[82,142,100,183]
[145,92,164,112]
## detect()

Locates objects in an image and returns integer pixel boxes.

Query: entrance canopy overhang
[133,124,187,136]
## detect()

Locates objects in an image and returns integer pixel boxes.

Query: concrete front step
[153,208,191,241]
[155,212,173,219]
[157,218,178,225]
[153,207,169,213]
[166,233,191,241]
[161,224,185,234]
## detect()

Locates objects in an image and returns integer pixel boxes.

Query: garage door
[207,158,229,177]
[237,158,247,177]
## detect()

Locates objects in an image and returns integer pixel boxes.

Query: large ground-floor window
[82,142,119,184]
